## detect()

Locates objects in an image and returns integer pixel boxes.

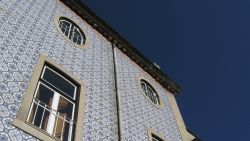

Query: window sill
[13,118,59,141]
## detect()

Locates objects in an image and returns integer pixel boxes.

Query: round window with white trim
[140,79,161,107]
[58,17,86,46]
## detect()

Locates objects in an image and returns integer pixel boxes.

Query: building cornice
[59,0,181,95]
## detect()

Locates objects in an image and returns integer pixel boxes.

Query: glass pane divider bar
[27,101,34,122]
[39,104,46,128]
[31,101,39,124]
[29,99,75,140]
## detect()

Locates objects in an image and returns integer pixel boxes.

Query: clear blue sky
[81,0,250,140]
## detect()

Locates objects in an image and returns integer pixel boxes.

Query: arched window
[140,79,161,106]
[58,17,86,45]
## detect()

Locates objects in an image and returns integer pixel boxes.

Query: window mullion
[69,24,73,39]
[39,105,46,128]
[145,83,149,96]
[31,100,39,124]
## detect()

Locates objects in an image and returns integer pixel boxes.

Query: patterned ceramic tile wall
[0,0,118,140]
[114,48,183,141]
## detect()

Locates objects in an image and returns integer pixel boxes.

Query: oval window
[140,79,161,106]
[58,17,86,46]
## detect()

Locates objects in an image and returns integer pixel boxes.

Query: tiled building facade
[0,0,196,141]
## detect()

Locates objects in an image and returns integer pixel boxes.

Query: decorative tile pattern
[0,0,118,140]
[1,0,184,141]
[114,48,183,141]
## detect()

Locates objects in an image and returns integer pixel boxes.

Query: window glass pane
[40,109,51,130]
[75,29,83,40]
[54,116,64,140]
[59,20,71,27]
[77,39,82,45]
[72,34,78,43]
[54,117,71,141]
[28,102,38,123]
[33,105,44,127]
[35,83,54,107]
[141,82,147,93]
[75,32,83,41]
[65,29,70,37]
[58,96,74,120]
[42,67,76,99]
[62,121,71,141]
[152,138,160,141]
[152,135,164,141]
[154,93,160,105]
[59,21,71,37]
[147,89,154,102]
[71,28,83,45]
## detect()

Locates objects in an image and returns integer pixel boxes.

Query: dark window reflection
[33,106,44,127]
[152,134,164,141]
[58,96,74,120]
[42,67,75,99]
[63,121,70,141]
[35,84,54,107]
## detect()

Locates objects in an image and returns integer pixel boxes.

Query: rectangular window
[27,65,76,141]
[13,55,85,141]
